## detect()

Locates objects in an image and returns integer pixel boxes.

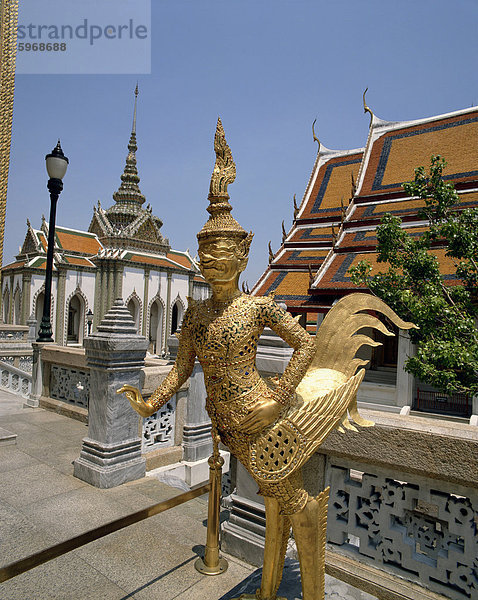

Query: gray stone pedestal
[73,299,148,488]
[182,361,212,462]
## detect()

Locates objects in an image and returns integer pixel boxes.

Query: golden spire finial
[312,119,320,152]
[281,220,287,242]
[293,193,299,219]
[268,241,274,263]
[209,117,236,199]
[340,198,346,224]
[363,88,374,126]
[198,118,251,244]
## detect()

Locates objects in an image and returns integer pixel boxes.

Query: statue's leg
[259,496,290,600]
[289,487,330,600]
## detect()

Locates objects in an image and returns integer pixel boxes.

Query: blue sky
[6,0,478,286]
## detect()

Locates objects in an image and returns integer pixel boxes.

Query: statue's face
[198,237,247,285]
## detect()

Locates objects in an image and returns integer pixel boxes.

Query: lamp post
[37,140,69,342]
[86,309,93,336]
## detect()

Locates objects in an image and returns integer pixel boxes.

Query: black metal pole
[37,177,63,342]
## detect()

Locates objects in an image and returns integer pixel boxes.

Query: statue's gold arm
[117,324,196,416]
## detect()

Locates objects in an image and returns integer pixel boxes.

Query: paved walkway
[0,391,376,600]
[0,390,254,600]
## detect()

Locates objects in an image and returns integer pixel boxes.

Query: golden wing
[250,293,417,483]
[250,370,364,483]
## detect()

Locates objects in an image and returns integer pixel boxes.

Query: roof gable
[358,109,478,197]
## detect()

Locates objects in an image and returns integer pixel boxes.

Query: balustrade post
[25,341,45,408]
[73,298,148,488]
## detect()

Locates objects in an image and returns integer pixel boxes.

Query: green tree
[349,156,478,396]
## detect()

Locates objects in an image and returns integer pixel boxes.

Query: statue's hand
[116,384,156,418]
[238,393,282,435]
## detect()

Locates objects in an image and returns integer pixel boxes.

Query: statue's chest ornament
[191,297,263,387]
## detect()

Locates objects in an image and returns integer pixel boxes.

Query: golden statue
[118,118,415,600]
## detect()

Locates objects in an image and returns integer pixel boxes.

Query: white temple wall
[170,273,189,307]
[64,270,95,309]
[122,266,146,304]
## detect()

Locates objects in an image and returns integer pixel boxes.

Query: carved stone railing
[30,344,188,470]
[0,359,32,398]
[0,324,33,374]
[38,345,90,419]
[318,412,478,600]
[139,363,188,471]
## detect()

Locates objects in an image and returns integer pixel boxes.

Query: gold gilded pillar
[0,0,19,267]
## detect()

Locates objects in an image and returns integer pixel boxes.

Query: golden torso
[186,294,273,431]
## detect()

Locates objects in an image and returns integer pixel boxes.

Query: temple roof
[252,104,478,312]
[7,218,201,277]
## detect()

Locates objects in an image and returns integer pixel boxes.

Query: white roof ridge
[370,104,478,133]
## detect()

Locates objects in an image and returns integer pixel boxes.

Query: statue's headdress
[197,118,253,249]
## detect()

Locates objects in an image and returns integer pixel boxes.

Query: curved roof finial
[293,193,299,219]
[363,87,374,126]
[312,118,321,152]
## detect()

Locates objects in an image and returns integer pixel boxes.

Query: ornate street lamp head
[45,139,69,180]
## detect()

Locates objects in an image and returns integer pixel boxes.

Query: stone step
[357,401,401,414]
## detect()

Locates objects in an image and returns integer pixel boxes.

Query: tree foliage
[349,156,478,396]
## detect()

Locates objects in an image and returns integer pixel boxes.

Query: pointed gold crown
[197,118,251,243]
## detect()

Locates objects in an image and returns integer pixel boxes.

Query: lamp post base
[36,316,53,343]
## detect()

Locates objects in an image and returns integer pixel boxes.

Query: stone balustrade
[0,359,32,398]
[25,340,193,472]
[0,324,33,374]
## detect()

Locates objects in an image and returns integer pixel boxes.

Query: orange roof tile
[300,152,362,219]
[55,229,102,255]
[36,231,47,251]
[127,254,179,269]
[288,226,336,244]
[63,256,95,267]
[275,249,329,267]
[1,260,26,271]
[315,248,462,290]
[166,251,193,269]
[350,198,426,222]
[339,225,429,249]
[255,271,312,304]
[360,110,478,196]
[350,191,478,223]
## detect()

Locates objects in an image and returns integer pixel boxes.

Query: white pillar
[395,330,415,409]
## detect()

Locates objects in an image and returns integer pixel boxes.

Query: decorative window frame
[64,286,89,345]
[147,294,166,354]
